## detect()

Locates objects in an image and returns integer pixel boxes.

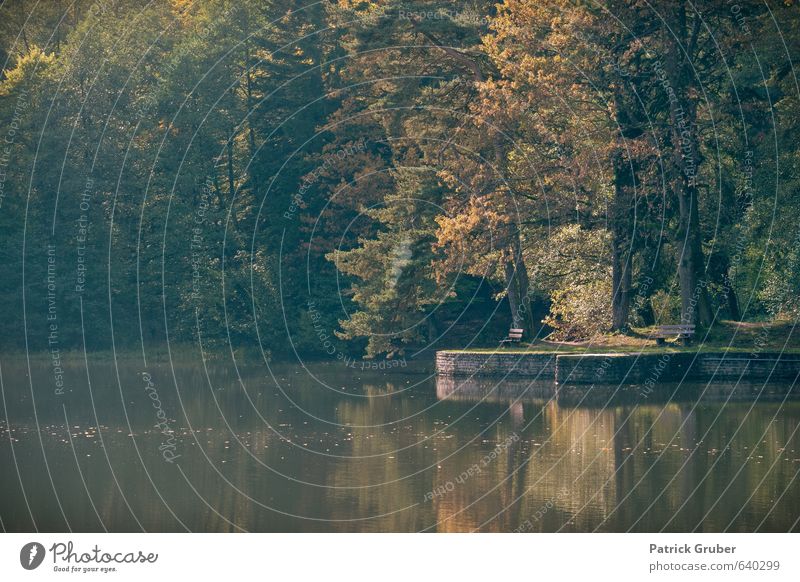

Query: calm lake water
[1,356,799,532]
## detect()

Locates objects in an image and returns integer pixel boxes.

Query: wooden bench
[499,328,524,346]
[650,324,695,345]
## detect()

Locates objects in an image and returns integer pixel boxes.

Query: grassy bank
[445,320,800,355]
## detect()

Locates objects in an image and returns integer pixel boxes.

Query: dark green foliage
[0,0,797,357]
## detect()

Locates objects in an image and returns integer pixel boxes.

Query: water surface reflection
[1,358,798,532]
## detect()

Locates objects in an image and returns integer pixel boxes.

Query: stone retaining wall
[435,351,556,379]
[436,350,800,385]
[696,354,800,381]
[555,353,696,384]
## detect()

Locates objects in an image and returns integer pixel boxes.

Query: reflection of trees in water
[3,361,800,531]
[435,374,555,404]
[434,374,800,531]
[324,381,435,531]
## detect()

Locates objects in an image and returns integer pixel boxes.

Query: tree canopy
[1,0,798,358]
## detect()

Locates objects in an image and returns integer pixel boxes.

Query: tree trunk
[503,250,524,331]
[726,273,741,321]
[226,130,236,195]
[662,5,713,327]
[675,182,712,326]
[243,38,257,159]
[611,244,632,331]
[511,231,536,334]
[611,150,634,331]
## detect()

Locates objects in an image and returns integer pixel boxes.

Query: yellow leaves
[169,0,194,21]
[432,194,514,282]
[0,46,55,95]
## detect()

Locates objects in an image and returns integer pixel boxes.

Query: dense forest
[0,0,798,359]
